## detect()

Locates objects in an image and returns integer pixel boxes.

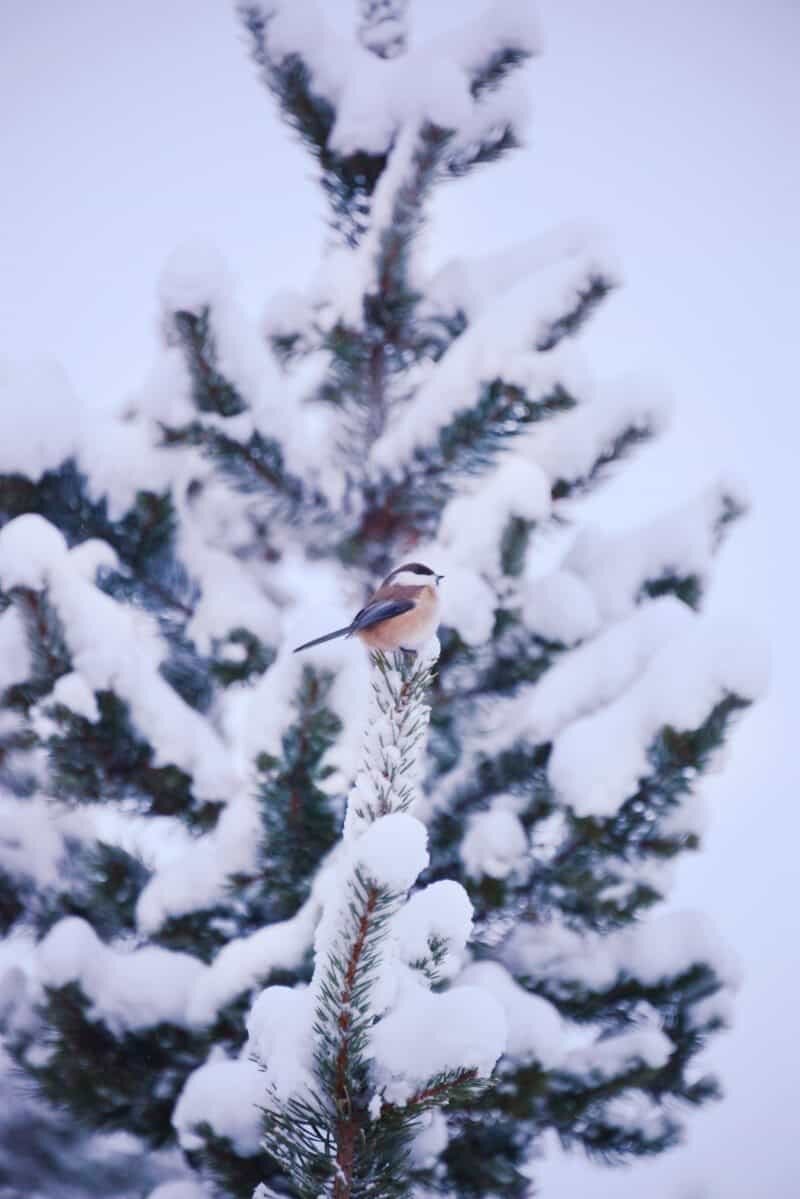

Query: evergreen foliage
[0,4,762,1199]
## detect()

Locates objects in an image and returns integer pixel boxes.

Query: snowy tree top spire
[249,643,506,1197]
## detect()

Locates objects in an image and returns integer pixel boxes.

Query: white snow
[433,0,540,76]
[689,990,735,1031]
[158,240,231,317]
[503,910,740,993]
[330,52,472,158]
[246,984,317,1103]
[520,567,601,645]
[0,513,68,590]
[36,917,207,1031]
[262,286,316,342]
[446,66,532,167]
[180,528,279,651]
[368,977,507,1103]
[125,347,195,430]
[67,538,119,580]
[515,596,693,745]
[0,356,178,526]
[529,810,569,863]
[563,1024,673,1080]
[409,1108,449,1166]
[82,415,178,520]
[147,1182,212,1199]
[549,610,768,817]
[424,226,611,323]
[526,373,671,491]
[0,607,31,691]
[564,479,747,622]
[391,880,474,980]
[438,457,551,576]
[49,671,100,721]
[370,291,584,472]
[187,890,322,1026]
[355,812,429,892]
[0,514,240,802]
[84,807,195,874]
[136,790,261,937]
[226,594,370,792]
[624,910,740,991]
[601,1089,671,1138]
[264,0,538,160]
[57,576,237,800]
[460,804,528,880]
[330,122,423,328]
[0,357,82,481]
[157,243,303,482]
[459,960,563,1067]
[172,1056,264,1155]
[0,795,64,887]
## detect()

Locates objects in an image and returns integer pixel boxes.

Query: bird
[293,562,444,654]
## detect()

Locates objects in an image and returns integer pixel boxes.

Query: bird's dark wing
[350,598,415,632]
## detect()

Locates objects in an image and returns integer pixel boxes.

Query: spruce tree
[0,3,764,1198]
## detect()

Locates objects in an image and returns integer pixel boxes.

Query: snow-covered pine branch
[357,0,410,61]
[249,642,505,1198]
[153,244,333,529]
[0,4,766,1196]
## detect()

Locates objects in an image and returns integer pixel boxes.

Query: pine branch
[12,982,211,1147]
[328,123,454,454]
[160,421,328,524]
[210,627,276,688]
[347,649,438,829]
[240,4,388,246]
[358,0,409,60]
[183,1125,284,1199]
[239,5,335,157]
[0,460,196,630]
[469,46,535,101]
[327,877,381,1199]
[46,690,219,830]
[637,489,747,610]
[172,309,249,417]
[9,586,72,707]
[431,690,748,941]
[417,378,573,484]
[257,649,445,1199]
[352,381,575,560]
[32,840,150,942]
[234,666,343,926]
[364,121,452,385]
[536,274,616,351]
[551,422,655,504]
[443,123,521,178]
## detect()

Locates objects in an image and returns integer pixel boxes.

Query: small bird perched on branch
[294,562,443,654]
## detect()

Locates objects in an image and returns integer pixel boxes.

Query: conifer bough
[0,3,766,1198]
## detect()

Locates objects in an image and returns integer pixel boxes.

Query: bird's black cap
[388,562,435,577]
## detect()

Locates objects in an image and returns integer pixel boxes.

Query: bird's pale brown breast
[357,583,440,652]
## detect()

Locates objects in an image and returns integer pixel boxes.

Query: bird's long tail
[293,625,352,653]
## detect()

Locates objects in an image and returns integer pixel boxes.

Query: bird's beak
[436,574,444,583]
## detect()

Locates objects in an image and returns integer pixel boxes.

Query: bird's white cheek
[391,571,433,588]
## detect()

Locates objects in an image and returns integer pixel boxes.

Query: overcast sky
[2,2,798,1195]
